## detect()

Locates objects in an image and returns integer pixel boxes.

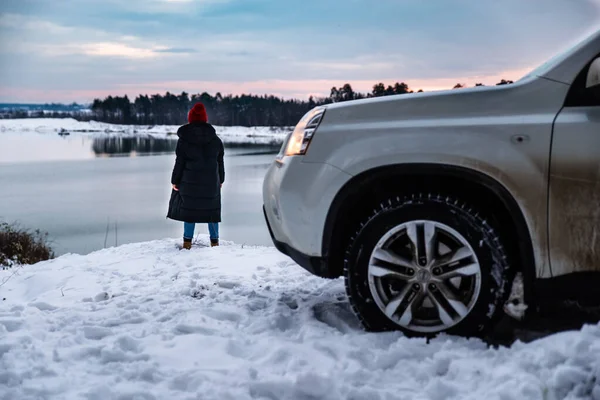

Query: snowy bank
[0,118,291,146]
[1,238,599,400]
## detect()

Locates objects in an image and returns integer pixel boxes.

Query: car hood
[317,74,563,127]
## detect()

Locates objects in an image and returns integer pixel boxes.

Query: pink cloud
[114,68,532,98]
[0,66,533,104]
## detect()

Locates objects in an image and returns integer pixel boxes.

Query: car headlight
[278,108,325,159]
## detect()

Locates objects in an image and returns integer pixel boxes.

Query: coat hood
[177,122,217,145]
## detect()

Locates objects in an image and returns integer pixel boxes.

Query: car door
[549,55,600,278]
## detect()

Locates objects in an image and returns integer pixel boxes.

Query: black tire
[343,193,511,338]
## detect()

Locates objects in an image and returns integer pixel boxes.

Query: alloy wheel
[367,220,482,333]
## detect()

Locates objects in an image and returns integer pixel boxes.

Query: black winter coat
[167,122,224,223]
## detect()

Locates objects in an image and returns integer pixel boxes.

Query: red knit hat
[188,102,208,123]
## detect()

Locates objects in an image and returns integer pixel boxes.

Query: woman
[167,102,224,249]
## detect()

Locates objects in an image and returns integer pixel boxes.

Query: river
[0,132,279,256]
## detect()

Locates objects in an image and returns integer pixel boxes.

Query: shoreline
[0,117,291,146]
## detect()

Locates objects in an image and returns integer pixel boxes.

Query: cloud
[78,42,166,59]
[1,0,600,103]
[0,14,190,60]
[0,13,73,34]
[155,47,197,53]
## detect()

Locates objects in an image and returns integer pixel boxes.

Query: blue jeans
[184,222,219,241]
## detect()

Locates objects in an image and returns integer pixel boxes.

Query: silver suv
[263,30,600,338]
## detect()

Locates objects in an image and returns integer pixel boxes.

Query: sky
[0,0,599,103]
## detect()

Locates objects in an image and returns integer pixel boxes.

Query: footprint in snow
[202,308,243,323]
[103,314,146,327]
[312,301,362,333]
[29,302,58,311]
[94,292,110,302]
[276,260,296,269]
[0,343,13,358]
[278,294,299,310]
[215,280,240,289]
[0,319,23,332]
[83,326,112,340]
[116,335,143,354]
[173,324,215,335]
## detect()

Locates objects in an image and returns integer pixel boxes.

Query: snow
[504,272,528,320]
[0,118,290,146]
[1,237,600,400]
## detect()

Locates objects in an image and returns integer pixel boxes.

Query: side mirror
[586,57,600,89]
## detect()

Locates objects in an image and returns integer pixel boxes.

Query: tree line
[2,79,514,126]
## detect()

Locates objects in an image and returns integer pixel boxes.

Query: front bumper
[263,206,330,277]
[262,156,352,278]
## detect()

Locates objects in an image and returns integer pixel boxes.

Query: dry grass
[0,222,54,268]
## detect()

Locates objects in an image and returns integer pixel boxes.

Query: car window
[564,54,600,107]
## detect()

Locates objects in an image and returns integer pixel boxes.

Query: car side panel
[549,106,600,275]
[304,78,570,278]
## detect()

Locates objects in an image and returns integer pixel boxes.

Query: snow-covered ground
[1,237,599,400]
[0,118,290,146]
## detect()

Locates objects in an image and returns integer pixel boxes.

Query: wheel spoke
[428,292,454,326]
[369,265,413,280]
[447,299,468,319]
[442,262,480,278]
[436,281,460,301]
[370,248,414,280]
[384,289,408,319]
[384,285,420,325]
[424,222,437,266]
[429,286,469,326]
[407,222,437,266]
[371,248,412,268]
[399,290,426,326]
[437,283,469,318]
[435,246,473,267]
[433,246,479,278]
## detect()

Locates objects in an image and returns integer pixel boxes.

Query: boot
[182,238,192,250]
[210,239,219,247]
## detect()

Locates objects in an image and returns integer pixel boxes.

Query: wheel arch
[322,163,537,306]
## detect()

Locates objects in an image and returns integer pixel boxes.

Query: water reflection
[91,137,280,157]
[0,134,281,164]
[92,137,177,157]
